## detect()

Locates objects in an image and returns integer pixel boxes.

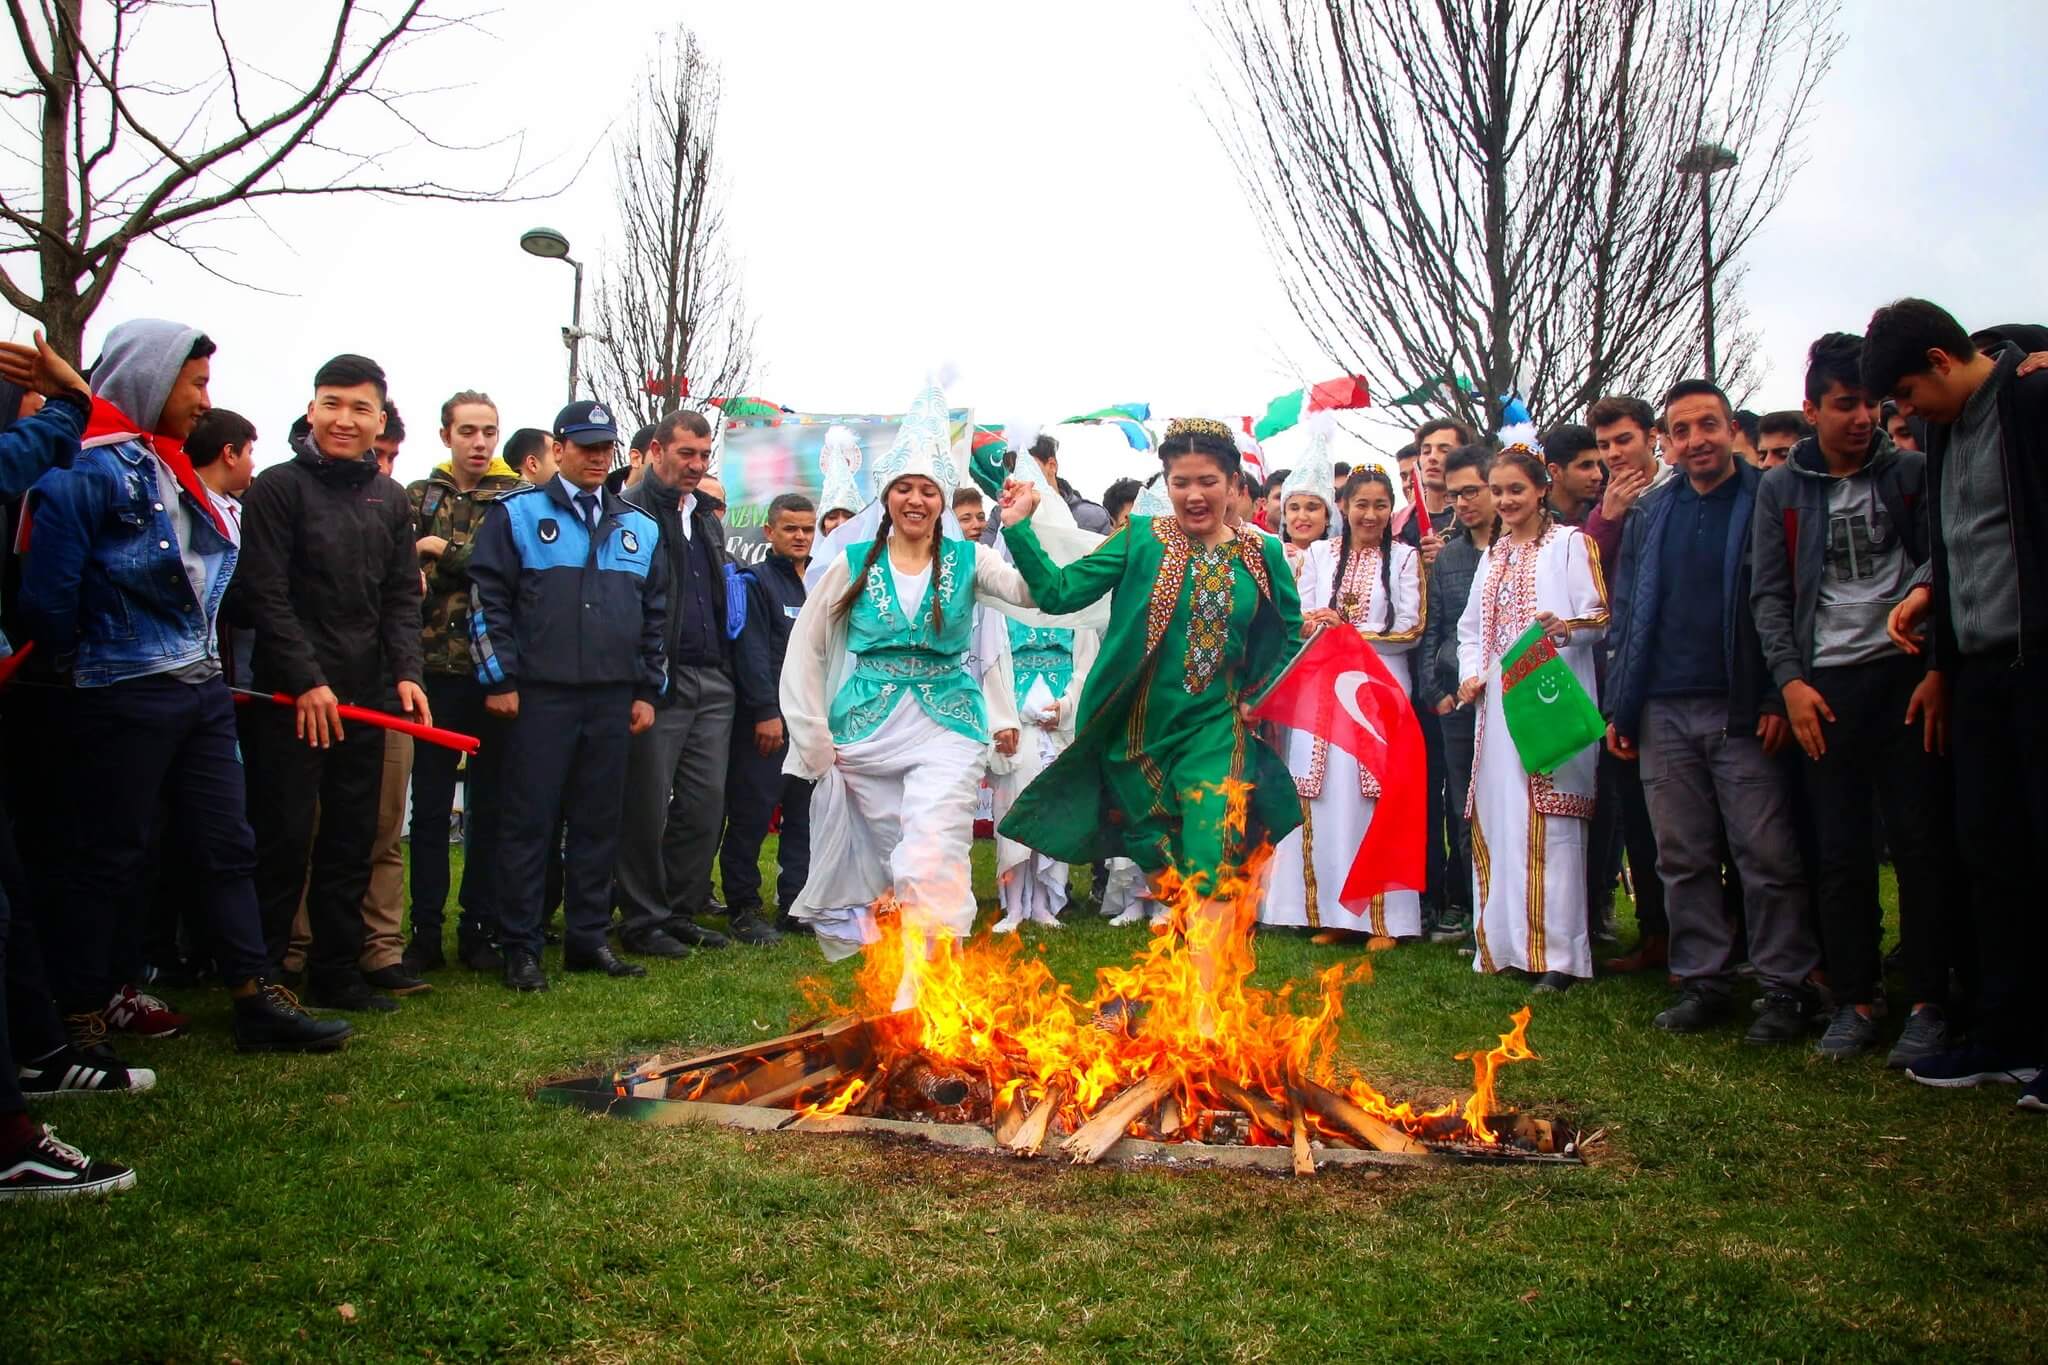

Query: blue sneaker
[1905,1044,2042,1089]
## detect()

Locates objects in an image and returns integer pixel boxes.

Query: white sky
[4,0,2045,494]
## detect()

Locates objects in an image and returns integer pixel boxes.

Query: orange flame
[795,847,1538,1145]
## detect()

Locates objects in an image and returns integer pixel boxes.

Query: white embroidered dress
[781,541,1033,962]
[1263,537,1427,936]
[988,621,1101,929]
[1455,524,1609,979]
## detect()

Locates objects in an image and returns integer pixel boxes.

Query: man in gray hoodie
[1751,332,1949,1068]
[19,318,352,1062]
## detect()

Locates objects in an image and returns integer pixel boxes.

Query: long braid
[835,515,893,619]
[1378,522,1395,630]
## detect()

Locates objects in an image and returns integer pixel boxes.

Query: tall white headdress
[1279,412,1338,510]
[870,381,962,500]
[817,424,866,518]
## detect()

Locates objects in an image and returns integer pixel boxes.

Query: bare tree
[1,1,539,362]
[586,23,755,433]
[1210,0,1840,435]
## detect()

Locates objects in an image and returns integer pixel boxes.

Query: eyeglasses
[1446,485,1487,501]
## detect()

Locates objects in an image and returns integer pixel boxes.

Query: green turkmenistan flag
[1498,622,1605,774]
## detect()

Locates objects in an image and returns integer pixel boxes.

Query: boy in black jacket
[1866,300,2048,1100]
[720,493,816,934]
[234,354,428,1014]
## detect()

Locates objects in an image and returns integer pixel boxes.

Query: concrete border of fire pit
[532,1076,1581,1171]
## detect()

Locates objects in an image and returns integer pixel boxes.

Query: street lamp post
[520,226,586,403]
[1676,142,1738,384]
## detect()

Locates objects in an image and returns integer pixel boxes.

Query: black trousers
[1595,748,1667,939]
[1417,705,1449,917]
[1949,649,2048,1057]
[43,676,270,1012]
[0,732,66,1112]
[719,737,813,915]
[244,703,382,985]
[1440,716,1476,921]
[0,692,70,1077]
[496,682,632,957]
[1805,658,1949,1008]
[407,672,507,947]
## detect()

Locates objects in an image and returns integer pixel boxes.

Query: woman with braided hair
[1262,464,1427,944]
[997,418,1304,962]
[1454,442,1609,990]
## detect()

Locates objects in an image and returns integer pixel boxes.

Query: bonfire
[582,836,1583,1174]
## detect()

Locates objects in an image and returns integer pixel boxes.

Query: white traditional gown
[1263,537,1427,936]
[988,621,1101,931]
[1455,523,1608,979]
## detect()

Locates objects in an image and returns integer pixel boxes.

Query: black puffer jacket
[231,435,424,707]
[734,550,806,724]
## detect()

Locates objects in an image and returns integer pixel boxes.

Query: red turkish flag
[1249,624,1426,901]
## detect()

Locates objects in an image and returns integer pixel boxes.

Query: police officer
[467,400,668,991]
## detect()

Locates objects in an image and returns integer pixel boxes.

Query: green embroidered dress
[999,514,1303,897]
[830,537,988,745]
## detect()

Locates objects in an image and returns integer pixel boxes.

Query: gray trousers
[615,666,734,938]
[1638,695,1817,996]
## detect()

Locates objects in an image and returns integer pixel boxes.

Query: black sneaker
[503,949,549,993]
[363,964,432,997]
[1885,1006,1951,1071]
[620,929,690,960]
[400,937,446,974]
[18,1043,157,1097]
[459,939,506,972]
[563,946,647,978]
[774,913,814,936]
[308,978,399,1014]
[1427,918,1471,945]
[727,911,782,947]
[1744,990,1816,1045]
[232,983,353,1053]
[1532,971,1577,994]
[1653,989,1730,1034]
[1813,1004,1880,1060]
[0,1125,135,1201]
[1906,1043,2043,1089]
[666,918,731,950]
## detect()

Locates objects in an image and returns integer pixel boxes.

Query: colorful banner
[714,408,974,565]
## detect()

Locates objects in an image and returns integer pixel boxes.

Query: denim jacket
[20,437,237,687]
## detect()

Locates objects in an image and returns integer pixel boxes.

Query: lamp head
[520,226,572,260]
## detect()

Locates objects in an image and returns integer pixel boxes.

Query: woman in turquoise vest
[780,385,1033,965]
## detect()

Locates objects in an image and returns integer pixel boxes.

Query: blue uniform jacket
[466,480,669,701]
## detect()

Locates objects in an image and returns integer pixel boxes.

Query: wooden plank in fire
[750,1063,843,1111]
[693,1049,815,1107]
[1292,1076,1429,1155]
[1007,1084,1067,1156]
[620,1017,865,1090]
[1060,1075,1175,1165]
[1286,1091,1317,1176]
[1208,1074,1293,1143]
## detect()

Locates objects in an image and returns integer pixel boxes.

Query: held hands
[1534,610,1570,647]
[993,727,1020,757]
[999,478,1040,527]
[0,330,90,403]
[296,685,344,748]
[1887,584,1933,655]
[1781,679,1834,760]
[754,717,786,755]
[629,700,655,736]
[485,690,519,720]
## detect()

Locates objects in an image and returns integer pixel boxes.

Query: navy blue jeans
[495,683,632,957]
[407,672,506,948]
[50,674,269,1012]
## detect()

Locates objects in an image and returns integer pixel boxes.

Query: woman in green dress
[995,418,1304,919]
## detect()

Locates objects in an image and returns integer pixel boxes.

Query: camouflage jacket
[407,461,523,676]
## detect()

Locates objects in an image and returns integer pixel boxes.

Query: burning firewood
[1059,1074,1175,1164]
[1292,1077,1428,1155]
[1007,1085,1067,1156]
[1286,1092,1316,1176]
[1208,1075,1293,1143]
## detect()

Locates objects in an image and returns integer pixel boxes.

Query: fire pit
[536,868,1589,1175]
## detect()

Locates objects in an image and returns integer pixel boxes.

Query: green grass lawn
[4,844,2042,1362]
